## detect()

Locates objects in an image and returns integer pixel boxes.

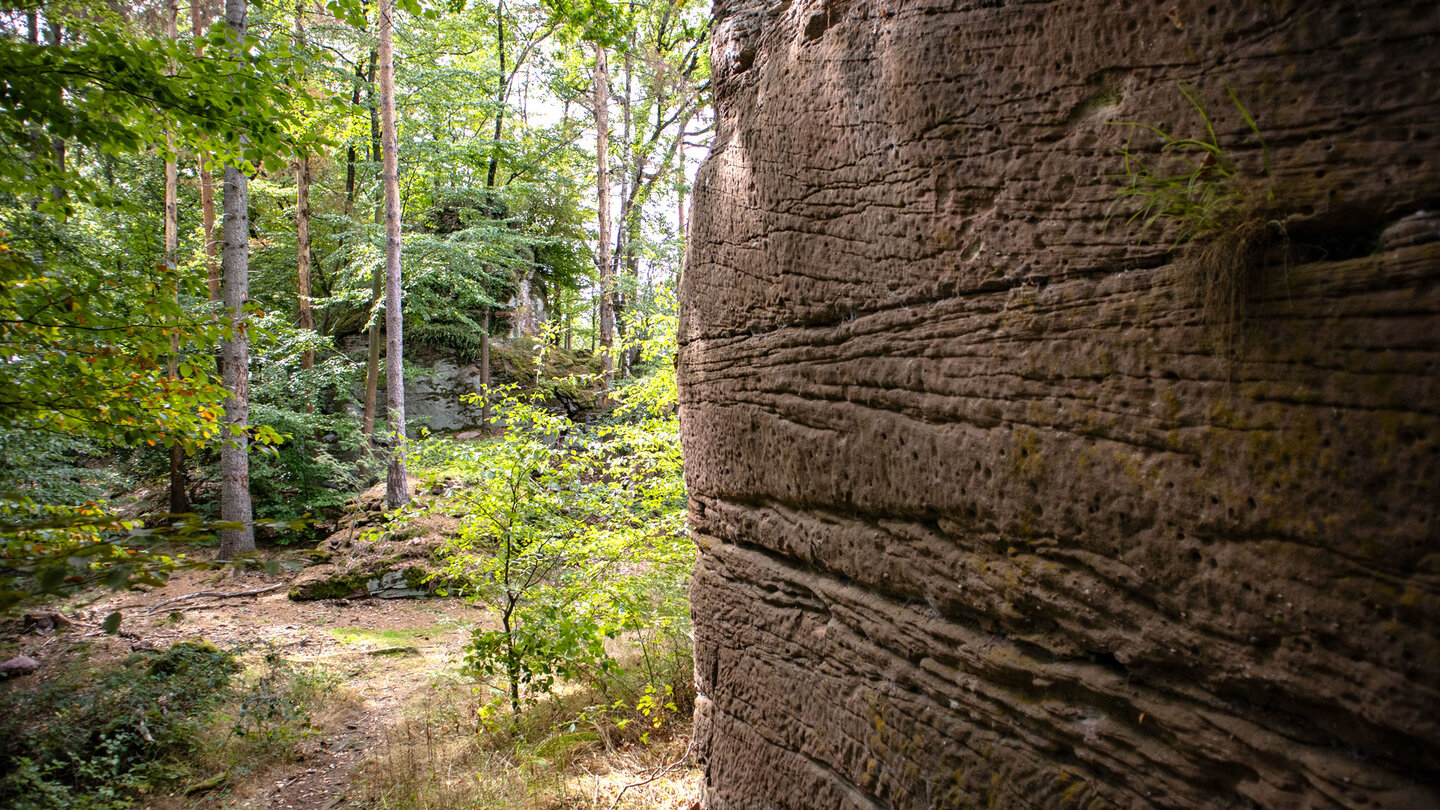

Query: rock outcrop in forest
[678,1,1440,807]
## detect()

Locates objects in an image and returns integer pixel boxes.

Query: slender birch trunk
[218,0,255,558]
[379,0,409,508]
[593,43,614,392]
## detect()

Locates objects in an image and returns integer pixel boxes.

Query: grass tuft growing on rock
[1110,82,1288,352]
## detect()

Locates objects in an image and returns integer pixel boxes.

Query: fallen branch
[608,738,695,810]
[145,583,286,614]
[80,628,142,640]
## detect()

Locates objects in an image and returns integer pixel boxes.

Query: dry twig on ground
[145,583,286,614]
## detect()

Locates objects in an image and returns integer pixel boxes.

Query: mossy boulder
[287,565,371,600]
[287,482,458,601]
[288,563,438,601]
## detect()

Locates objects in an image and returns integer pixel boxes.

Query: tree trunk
[295,5,314,374]
[593,43,614,392]
[343,59,366,215]
[25,12,38,212]
[362,271,382,438]
[164,0,190,515]
[502,597,521,720]
[379,0,409,509]
[345,141,357,214]
[480,307,492,429]
[296,153,314,372]
[486,0,505,189]
[678,134,686,240]
[46,19,65,204]
[623,206,642,373]
[563,289,572,352]
[362,49,382,439]
[199,172,219,302]
[195,0,222,391]
[336,67,359,345]
[363,262,382,438]
[193,2,220,306]
[341,25,372,219]
[218,0,254,558]
[614,46,633,378]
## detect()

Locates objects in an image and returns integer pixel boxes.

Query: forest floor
[7,561,698,810]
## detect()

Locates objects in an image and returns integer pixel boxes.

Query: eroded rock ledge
[679,1,1440,807]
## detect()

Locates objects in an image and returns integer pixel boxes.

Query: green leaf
[37,565,67,592]
[102,611,122,634]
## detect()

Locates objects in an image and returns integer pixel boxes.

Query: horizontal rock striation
[679,1,1440,808]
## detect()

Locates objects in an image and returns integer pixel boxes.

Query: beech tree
[361,46,383,439]
[218,0,256,557]
[594,42,614,391]
[0,0,304,593]
[610,5,709,373]
[379,0,410,508]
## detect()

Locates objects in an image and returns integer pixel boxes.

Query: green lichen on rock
[287,481,461,601]
[287,565,372,600]
[403,566,430,590]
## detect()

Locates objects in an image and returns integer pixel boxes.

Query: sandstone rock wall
[678,2,1440,807]
[405,357,490,433]
[337,336,492,433]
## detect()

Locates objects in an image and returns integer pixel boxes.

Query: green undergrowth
[0,641,348,810]
[361,299,695,808]
[356,640,696,810]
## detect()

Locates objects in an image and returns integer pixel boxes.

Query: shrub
[0,640,241,809]
[0,641,343,809]
[219,649,344,765]
[421,369,690,726]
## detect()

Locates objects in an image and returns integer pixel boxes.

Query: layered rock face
[678,2,1440,808]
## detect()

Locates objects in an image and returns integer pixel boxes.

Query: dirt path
[71,566,490,810]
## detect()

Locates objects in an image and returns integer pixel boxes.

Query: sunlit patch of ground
[358,674,699,810]
[1,561,696,810]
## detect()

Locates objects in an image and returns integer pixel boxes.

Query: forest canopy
[0,0,710,605]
